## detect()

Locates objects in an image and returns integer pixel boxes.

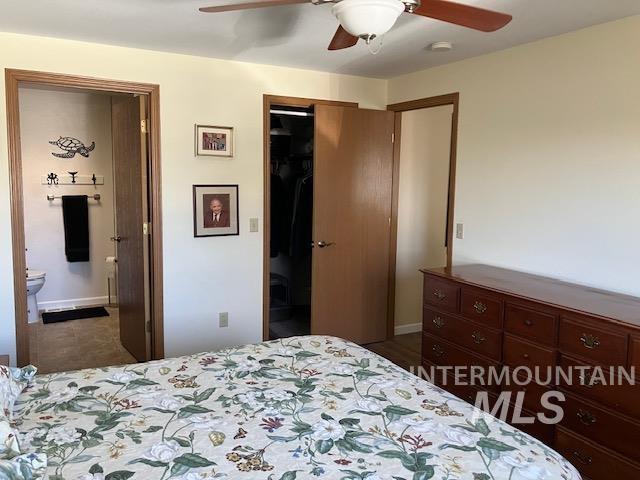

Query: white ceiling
[1,0,639,78]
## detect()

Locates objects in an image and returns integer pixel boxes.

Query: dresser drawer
[504,303,557,347]
[555,427,640,480]
[503,334,556,370]
[460,287,503,328]
[423,276,460,313]
[561,393,640,462]
[423,307,502,361]
[501,370,552,412]
[422,333,499,391]
[630,336,640,369]
[558,355,640,420]
[559,316,628,366]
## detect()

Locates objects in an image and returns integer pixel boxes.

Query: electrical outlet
[219,312,229,328]
[456,223,464,240]
[249,218,259,233]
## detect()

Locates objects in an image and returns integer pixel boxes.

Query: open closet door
[112,95,150,362]
[312,105,395,344]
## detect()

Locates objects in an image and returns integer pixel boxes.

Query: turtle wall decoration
[49,137,95,158]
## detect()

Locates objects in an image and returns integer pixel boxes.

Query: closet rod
[47,194,101,201]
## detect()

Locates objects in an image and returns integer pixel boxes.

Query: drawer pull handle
[472,331,486,344]
[580,333,600,349]
[524,319,534,327]
[572,450,593,465]
[432,317,445,328]
[473,301,488,314]
[432,345,445,357]
[577,409,597,426]
[578,373,603,388]
[433,289,446,301]
[522,353,530,360]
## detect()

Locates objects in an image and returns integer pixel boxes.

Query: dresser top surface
[421,264,640,326]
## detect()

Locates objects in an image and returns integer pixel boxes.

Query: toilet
[26,270,46,324]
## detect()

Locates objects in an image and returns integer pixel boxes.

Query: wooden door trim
[385,93,460,339]
[5,69,164,366]
[262,94,358,341]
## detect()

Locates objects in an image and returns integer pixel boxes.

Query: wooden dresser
[421,265,640,480]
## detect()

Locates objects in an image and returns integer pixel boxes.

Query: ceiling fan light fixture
[332,0,405,40]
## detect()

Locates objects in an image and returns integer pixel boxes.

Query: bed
[10,336,580,479]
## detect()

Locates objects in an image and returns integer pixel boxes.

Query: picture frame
[193,184,239,237]
[195,125,234,157]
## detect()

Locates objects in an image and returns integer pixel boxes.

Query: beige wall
[389,15,640,299]
[395,105,452,332]
[20,88,116,309]
[0,32,387,364]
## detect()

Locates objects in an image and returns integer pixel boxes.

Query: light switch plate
[456,223,464,239]
[219,312,229,328]
[249,218,259,233]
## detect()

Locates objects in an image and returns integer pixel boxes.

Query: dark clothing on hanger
[62,195,90,262]
[270,173,286,258]
[290,175,313,259]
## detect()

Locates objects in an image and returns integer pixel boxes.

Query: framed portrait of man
[195,125,234,157]
[193,184,239,237]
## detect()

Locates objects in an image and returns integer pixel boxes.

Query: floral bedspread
[14,336,580,480]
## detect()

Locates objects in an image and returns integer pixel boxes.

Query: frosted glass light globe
[332,0,405,39]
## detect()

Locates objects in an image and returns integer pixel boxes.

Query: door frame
[262,95,358,341]
[5,68,164,366]
[386,93,460,339]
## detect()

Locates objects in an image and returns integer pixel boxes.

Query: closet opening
[6,69,163,368]
[365,93,458,369]
[268,105,314,340]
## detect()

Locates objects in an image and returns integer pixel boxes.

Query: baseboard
[39,296,117,312]
[394,322,422,336]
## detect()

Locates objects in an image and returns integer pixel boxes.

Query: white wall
[395,105,452,333]
[388,15,640,298]
[0,32,387,364]
[20,88,116,309]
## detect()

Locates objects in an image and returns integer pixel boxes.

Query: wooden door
[112,95,150,362]
[312,105,395,344]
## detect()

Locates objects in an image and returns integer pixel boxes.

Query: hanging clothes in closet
[290,172,313,259]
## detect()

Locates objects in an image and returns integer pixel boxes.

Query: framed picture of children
[193,184,239,237]
[195,125,234,157]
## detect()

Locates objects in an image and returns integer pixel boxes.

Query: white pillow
[0,452,47,479]
[0,365,37,421]
[0,419,21,459]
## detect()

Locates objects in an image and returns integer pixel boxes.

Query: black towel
[62,195,90,262]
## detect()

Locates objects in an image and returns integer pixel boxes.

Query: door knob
[317,241,335,248]
[110,236,122,243]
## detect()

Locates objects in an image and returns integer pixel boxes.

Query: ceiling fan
[199,0,512,51]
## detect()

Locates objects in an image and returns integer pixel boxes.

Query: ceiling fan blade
[200,0,308,13]
[328,26,359,51]
[413,0,512,32]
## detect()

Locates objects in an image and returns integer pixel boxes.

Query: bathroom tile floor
[28,306,137,374]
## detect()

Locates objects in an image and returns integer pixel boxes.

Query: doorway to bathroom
[6,69,163,370]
